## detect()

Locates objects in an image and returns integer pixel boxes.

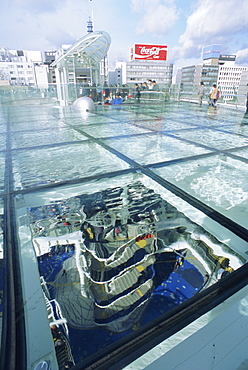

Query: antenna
[89,0,94,31]
[87,17,93,33]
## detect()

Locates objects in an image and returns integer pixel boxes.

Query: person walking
[135,83,141,101]
[245,84,248,113]
[209,84,218,107]
[198,81,205,105]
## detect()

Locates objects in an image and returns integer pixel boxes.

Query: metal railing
[0,84,247,110]
[178,87,248,109]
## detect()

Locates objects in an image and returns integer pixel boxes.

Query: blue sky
[1,0,248,73]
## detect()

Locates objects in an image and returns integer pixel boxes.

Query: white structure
[124,60,173,85]
[0,48,36,85]
[176,59,248,102]
[109,60,173,86]
[0,47,51,87]
[108,62,126,86]
[201,47,248,100]
[237,70,248,106]
[72,96,95,112]
[51,31,111,105]
[34,65,49,88]
[109,43,173,86]
[218,63,248,100]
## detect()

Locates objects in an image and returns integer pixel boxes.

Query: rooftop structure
[51,30,111,105]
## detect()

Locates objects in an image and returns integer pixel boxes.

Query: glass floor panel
[1,99,248,369]
[11,128,88,149]
[77,121,152,138]
[232,147,248,160]
[0,123,6,133]
[103,134,212,165]
[215,121,248,135]
[0,134,6,149]
[16,173,245,367]
[12,142,130,190]
[7,106,65,128]
[125,117,196,131]
[59,110,118,125]
[171,127,248,150]
[151,154,248,230]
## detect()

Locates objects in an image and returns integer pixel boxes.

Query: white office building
[202,46,248,100]
[217,62,248,100]
[0,47,52,87]
[176,46,248,101]
[124,60,173,85]
[110,44,173,86]
[0,48,36,86]
[112,61,173,87]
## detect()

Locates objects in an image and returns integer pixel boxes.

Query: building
[0,47,57,87]
[217,55,247,100]
[51,30,111,105]
[0,19,111,104]
[176,45,248,101]
[110,44,173,86]
[108,62,125,86]
[43,51,57,84]
[178,64,219,93]
[237,70,248,106]
[124,60,173,85]
[0,47,36,86]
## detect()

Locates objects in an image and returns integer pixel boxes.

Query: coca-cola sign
[130,44,168,61]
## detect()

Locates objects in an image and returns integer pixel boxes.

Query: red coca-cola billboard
[130,44,168,61]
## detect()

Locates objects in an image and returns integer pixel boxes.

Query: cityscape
[1,26,248,106]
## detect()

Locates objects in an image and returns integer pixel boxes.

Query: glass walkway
[1,94,248,369]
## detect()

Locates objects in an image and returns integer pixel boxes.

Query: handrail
[0,84,247,110]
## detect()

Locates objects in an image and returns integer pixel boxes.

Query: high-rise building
[176,45,248,101]
[217,55,247,99]
[178,64,219,93]
[110,44,173,86]
[0,47,36,86]
[0,47,56,87]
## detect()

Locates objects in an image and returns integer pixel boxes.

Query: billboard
[219,54,236,62]
[202,44,221,60]
[130,44,167,61]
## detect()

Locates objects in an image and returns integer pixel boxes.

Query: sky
[1,0,248,73]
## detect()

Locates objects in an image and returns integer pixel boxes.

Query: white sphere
[72,97,95,112]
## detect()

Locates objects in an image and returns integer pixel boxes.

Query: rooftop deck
[1,92,248,369]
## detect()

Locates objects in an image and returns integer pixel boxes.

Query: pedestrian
[198,81,205,105]
[143,82,148,90]
[112,92,123,105]
[135,83,141,101]
[208,84,218,107]
[246,84,248,113]
[148,80,153,90]
[152,80,159,91]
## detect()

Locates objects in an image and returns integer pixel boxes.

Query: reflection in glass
[28,181,243,365]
